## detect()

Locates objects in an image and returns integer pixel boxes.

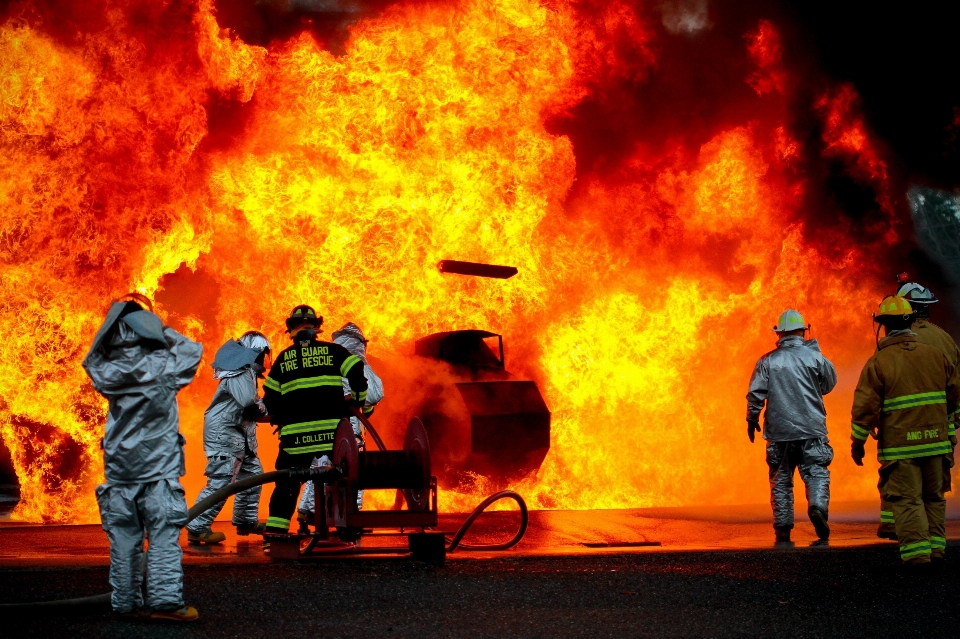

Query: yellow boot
[187,529,226,544]
[149,606,199,622]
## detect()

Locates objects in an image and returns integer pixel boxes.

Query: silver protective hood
[237,332,270,353]
[332,323,367,357]
[88,301,134,354]
[120,310,166,343]
[202,367,261,458]
[212,339,260,379]
[333,323,384,407]
[746,336,838,441]
[83,310,203,483]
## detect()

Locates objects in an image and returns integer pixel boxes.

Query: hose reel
[329,416,438,533]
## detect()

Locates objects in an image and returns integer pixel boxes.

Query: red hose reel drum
[331,416,437,527]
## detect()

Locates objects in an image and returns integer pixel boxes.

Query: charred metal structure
[414,330,551,486]
[0,439,18,517]
[265,414,527,563]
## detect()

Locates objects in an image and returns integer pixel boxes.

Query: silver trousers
[766,438,833,530]
[95,479,189,613]
[187,453,263,532]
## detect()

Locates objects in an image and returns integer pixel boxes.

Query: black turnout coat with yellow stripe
[263,336,368,461]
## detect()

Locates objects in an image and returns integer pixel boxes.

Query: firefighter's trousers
[95,479,188,613]
[186,453,263,534]
[266,450,313,532]
[880,455,947,564]
[766,438,833,531]
[880,449,952,533]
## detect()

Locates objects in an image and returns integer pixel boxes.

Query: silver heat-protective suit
[746,335,838,531]
[299,323,384,516]
[83,305,202,613]
[187,338,268,534]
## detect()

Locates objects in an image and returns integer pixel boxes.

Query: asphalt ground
[4,502,960,638]
[3,546,959,638]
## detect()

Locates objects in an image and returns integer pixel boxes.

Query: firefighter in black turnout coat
[262,305,368,533]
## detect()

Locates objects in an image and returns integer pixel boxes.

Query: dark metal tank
[414,330,551,486]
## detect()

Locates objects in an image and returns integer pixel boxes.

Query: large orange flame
[0,0,904,522]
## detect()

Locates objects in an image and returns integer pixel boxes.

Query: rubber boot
[187,529,226,544]
[877,523,898,540]
[115,611,142,621]
[236,522,267,536]
[149,606,199,622]
[297,515,311,535]
[774,527,791,543]
[809,507,830,540]
[900,558,932,573]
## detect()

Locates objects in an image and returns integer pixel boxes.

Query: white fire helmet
[896,282,938,306]
[773,309,809,333]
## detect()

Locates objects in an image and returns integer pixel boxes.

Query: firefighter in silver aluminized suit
[83,295,202,622]
[297,322,384,528]
[186,332,271,544]
[746,309,838,543]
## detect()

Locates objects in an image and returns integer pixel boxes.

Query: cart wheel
[403,417,431,512]
[332,418,358,523]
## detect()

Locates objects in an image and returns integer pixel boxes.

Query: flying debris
[437,260,519,279]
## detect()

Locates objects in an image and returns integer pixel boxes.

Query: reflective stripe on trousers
[879,455,946,563]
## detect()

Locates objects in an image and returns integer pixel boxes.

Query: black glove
[747,419,761,443]
[242,403,262,421]
[851,440,866,466]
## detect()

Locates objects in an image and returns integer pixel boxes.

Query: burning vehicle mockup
[412,329,551,487]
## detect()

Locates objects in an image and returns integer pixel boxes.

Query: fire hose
[0,468,527,614]
[344,407,528,551]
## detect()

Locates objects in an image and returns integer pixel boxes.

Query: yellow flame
[0,1,893,522]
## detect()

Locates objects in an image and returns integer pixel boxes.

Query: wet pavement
[3,500,960,567]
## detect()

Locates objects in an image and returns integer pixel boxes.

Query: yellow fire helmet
[874,295,913,321]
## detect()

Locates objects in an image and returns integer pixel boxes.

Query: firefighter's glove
[747,419,761,443]
[242,403,262,421]
[851,440,866,466]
